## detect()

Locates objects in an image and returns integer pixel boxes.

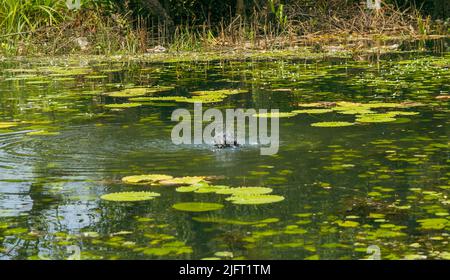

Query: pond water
[0,39,449,260]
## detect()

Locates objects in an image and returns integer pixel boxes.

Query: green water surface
[0,39,449,260]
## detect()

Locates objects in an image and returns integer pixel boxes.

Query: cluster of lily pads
[253,101,421,127]
[104,88,248,109]
[100,174,285,210]
[0,121,60,136]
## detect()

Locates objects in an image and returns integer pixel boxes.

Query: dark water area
[0,39,448,260]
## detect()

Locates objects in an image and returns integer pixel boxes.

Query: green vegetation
[0,2,449,261]
[1,0,449,56]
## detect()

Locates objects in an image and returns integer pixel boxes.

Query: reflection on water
[0,39,449,260]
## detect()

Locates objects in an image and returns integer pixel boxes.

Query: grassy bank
[0,0,449,57]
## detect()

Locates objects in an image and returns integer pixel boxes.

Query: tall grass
[0,0,447,56]
[0,0,66,35]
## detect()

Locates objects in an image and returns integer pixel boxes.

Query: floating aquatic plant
[215,187,273,196]
[194,185,230,194]
[122,174,173,184]
[297,102,334,108]
[356,114,397,123]
[253,112,297,118]
[108,88,150,98]
[104,103,142,109]
[26,131,60,136]
[85,75,108,80]
[129,96,188,102]
[172,202,224,212]
[292,109,334,114]
[226,194,285,205]
[0,122,18,129]
[140,241,193,256]
[159,176,206,186]
[311,121,355,127]
[192,216,279,225]
[336,220,360,228]
[417,218,449,230]
[101,191,160,202]
[108,86,175,98]
[175,185,201,193]
[191,89,247,96]
[387,111,420,116]
[214,251,234,258]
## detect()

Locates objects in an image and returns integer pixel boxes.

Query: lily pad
[311,121,355,127]
[356,114,397,123]
[226,194,285,205]
[292,109,334,114]
[177,183,231,194]
[175,185,200,193]
[192,216,279,225]
[172,202,224,212]
[336,220,360,228]
[129,96,188,102]
[191,89,247,96]
[0,122,18,129]
[27,131,60,136]
[104,103,142,109]
[195,185,230,194]
[159,176,206,186]
[215,187,273,196]
[101,191,160,202]
[253,112,297,118]
[417,218,449,230]
[108,88,150,98]
[122,174,173,184]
